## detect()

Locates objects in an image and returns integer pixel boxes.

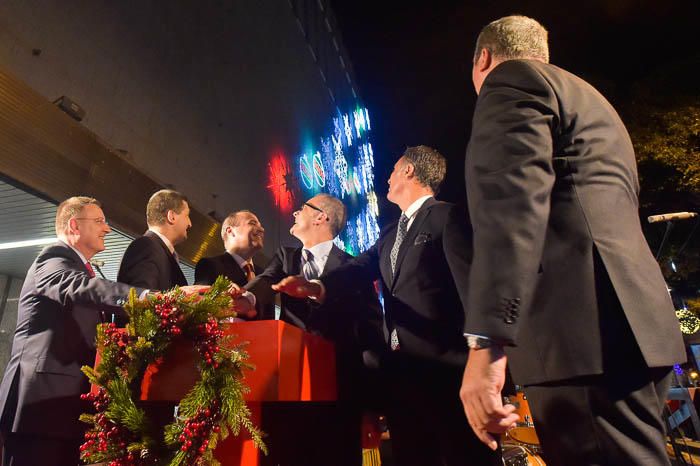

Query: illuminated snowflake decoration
[291,107,380,255]
[356,216,366,252]
[343,114,353,147]
[333,151,349,198]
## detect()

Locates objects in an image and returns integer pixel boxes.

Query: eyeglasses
[74,217,109,225]
[302,202,324,214]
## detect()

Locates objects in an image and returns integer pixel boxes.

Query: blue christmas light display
[295,106,380,256]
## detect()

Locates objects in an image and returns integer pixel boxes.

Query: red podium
[135,320,350,465]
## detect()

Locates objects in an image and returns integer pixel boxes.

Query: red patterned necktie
[85,261,96,278]
[243,262,256,282]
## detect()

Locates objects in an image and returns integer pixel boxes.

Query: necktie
[243,262,256,282]
[389,214,409,276]
[85,261,96,278]
[301,249,320,280]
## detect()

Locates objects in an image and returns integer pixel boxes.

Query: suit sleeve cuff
[241,290,256,307]
[309,279,326,303]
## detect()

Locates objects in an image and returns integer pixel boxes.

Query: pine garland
[80,277,266,466]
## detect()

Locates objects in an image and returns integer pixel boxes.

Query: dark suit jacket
[246,244,385,401]
[194,252,265,287]
[464,59,685,385]
[0,242,141,439]
[321,198,473,370]
[117,230,187,290]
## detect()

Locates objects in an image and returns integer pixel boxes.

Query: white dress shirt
[301,239,334,276]
[403,195,433,231]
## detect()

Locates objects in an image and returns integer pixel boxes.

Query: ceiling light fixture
[0,237,57,250]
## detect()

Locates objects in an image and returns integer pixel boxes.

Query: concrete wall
[0,0,341,254]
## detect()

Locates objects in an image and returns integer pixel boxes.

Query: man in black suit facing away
[246,193,385,466]
[274,147,501,466]
[195,210,266,287]
[118,189,191,290]
[0,196,206,466]
[459,16,686,466]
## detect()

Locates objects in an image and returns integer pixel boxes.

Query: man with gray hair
[0,196,207,465]
[460,15,684,465]
[274,147,500,465]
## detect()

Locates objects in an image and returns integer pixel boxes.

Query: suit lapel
[391,198,435,289]
[146,231,187,286]
[287,248,302,275]
[223,253,246,284]
[380,226,396,286]
[322,245,345,276]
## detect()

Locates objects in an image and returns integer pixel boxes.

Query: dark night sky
[331,0,700,222]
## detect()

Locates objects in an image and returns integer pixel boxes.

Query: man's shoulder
[36,242,79,264]
[329,243,352,260]
[198,253,228,265]
[277,245,301,256]
[126,233,163,254]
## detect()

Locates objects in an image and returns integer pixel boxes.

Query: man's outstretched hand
[180,285,210,296]
[272,275,323,300]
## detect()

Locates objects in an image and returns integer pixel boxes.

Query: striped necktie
[301,249,319,280]
[389,214,409,276]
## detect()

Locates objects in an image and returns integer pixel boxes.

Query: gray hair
[313,193,347,237]
[402,145,446,195]
[474,15,549,64]
[56,196,101,235]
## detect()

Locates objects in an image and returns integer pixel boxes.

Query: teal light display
[296,106,379,256]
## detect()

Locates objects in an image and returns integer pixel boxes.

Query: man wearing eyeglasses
[273,146,501,466]
[0,196,207,465]
[246,193,384,466]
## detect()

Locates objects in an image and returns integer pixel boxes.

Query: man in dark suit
[246,193,385,466]
[274,147,501,466]
[118,189,190,290]
[459,16,686,466]
[247,194,385,392]
[0,197,206,466]
[195,210,266,287]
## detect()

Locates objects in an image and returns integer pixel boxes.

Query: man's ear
[166,210,176,224]
[476,48,492,72]
[68,218,79,235]
[404,162,416,178]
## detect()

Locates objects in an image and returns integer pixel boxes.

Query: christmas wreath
[80,277,266,466]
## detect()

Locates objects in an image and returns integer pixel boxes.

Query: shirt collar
[148,228,175,254]
[305,239,334,259]
[228,251,252,269]
[64,242,89,266]
[403,195,433,220]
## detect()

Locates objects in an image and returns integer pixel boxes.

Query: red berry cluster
[154,298,182,336]
[178,400,222,462]
[194,317,224,368]
[102,322,130,366]
[80,389,139,465]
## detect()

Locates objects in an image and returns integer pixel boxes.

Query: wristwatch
[466,335,494,350]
